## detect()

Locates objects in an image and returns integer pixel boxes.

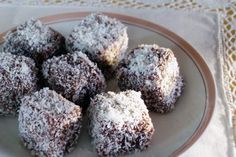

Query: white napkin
[0,5,233,157]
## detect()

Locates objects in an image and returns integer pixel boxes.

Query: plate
[0,12,215,157]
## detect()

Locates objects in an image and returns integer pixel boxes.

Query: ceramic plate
[0,12,215,157]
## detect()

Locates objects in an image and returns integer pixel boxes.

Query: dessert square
[66,13,128,79]
[42,51,106,108]
[3,19,65,64]
[117,44,184,113]
[18,88,82,157]
[0,52,38,115]
[88,90,154,157]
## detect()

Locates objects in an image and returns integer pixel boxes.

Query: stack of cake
[0,13,184,157]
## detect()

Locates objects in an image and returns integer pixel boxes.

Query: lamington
[3,19,65,64]
[0,52,38,115]
[42,51,106,108]
[88,90,154,157]
[117,44,184,113]
[66,13,128,79]
[18,88,82,157]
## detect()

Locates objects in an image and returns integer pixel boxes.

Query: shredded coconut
[17,19,50,50]
[3,18,65,63]
[118,44,184,113]
[0,52,38,115]
[42,51,106,108]
[18,88,82,157]
[128,45,161,75]
[66,13,128,78]
[90,90,148,126]
[88,90,154,156]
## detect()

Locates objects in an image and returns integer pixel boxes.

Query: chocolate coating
[18,88,82,157]
[0,52,38,115]
[117,44,184,113]
[66,13,128,79]
[88,90,154,157]
[42,51,106,108]
[3,19,65,65]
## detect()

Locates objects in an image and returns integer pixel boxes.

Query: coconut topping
[0,52,38,115]
[20,88,81,116]
[19,88,82,157]
[42,51,106,107]
[88,90,154,156]
[90,91,148,127]
[3,18,65,63]
[66,13,128,79]
[118,44,184,113]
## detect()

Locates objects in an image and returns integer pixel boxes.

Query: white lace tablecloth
[0,0,235,157]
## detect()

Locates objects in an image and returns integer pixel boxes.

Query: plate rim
[0,12,216,157]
